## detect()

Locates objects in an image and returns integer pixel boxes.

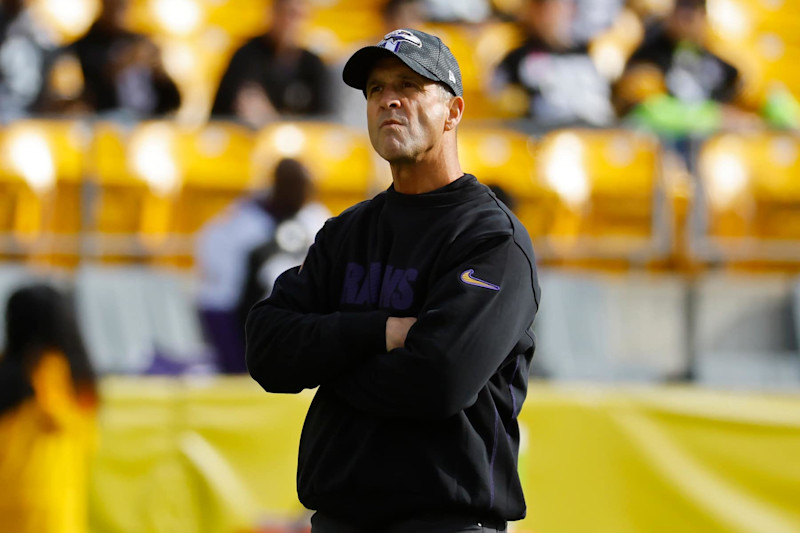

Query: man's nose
[380,89,402,109]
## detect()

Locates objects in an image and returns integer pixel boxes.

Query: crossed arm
[246,226,537,419]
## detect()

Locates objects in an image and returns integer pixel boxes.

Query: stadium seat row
[2,118,800,270]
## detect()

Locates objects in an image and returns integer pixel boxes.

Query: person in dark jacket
[246,28,540,533]
[67,0,181,116]
[211,0,332,126]
[614,0,755,137]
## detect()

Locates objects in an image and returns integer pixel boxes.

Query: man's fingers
[386,317,417,352]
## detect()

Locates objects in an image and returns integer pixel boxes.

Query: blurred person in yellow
[211,0,333,128]
[0,284,98,533]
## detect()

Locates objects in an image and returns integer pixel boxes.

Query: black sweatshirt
[246,174,541,528]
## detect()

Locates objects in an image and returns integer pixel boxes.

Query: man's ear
[444,96,465,131]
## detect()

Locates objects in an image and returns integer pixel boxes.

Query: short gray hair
[437,82,455,101]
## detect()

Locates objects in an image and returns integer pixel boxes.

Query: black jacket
[246,175,540,527]
[627,30,739,103]
[71,23,181,115]
[211,33,331,117]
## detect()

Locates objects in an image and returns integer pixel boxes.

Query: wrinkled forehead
[365,56,431,86]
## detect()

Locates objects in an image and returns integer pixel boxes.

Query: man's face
[524,0,575,50]
[272,0,309,40]
[101,0,129,29]
[365,56,452,164]
[384,2,425,34]
[667,5,707,44]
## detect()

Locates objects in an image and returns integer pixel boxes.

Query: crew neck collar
[385,174,482,207]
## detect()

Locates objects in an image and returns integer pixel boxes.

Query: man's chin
[377,146,413,164]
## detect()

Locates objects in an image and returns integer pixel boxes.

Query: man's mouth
[380,118,404,128]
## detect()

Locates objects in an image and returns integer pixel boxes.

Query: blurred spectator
[615,0,741,138]
[492,0,615,127]
[211,0,332,128]
[195,158,329,374]
[384,0,427,31]
[236,164,332,336]
[424,0,492,23]
[615,0,799,139]
[572,0,623,44]
[0,284,98,533]
[62,0,181,117]
[0,0,57,121]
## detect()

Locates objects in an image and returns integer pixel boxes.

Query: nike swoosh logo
[460,269,500,291]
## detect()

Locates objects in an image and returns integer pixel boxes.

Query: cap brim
[342,46,441,93]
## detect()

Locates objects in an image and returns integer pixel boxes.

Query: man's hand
[386,317,417,352]
[234,82,278,128]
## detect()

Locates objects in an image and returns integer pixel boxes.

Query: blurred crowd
[1,0,798,136]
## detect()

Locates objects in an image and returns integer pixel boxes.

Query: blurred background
[0,0,799,531]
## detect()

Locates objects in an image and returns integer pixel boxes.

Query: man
[68,0,181,116]
[246,28,540,532]
[493,0,614,126]
[211,0,332,126]
[0,0,56,120]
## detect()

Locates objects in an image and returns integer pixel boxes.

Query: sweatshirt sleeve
[329,235,538,419]
[245,222,388,394]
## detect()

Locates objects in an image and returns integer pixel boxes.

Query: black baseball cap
[343,28,463,97]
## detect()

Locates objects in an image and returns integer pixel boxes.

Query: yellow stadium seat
[166,121,257,266]
[159,34,241,121]
[88,120,257,266]
[0,119,89,265]
[304,9,384,63]
[715,0,800,45]
[707,0,800,102]
[87,120,179,262]
[696,131,800,268]
[753,38,800,100]
[252,121,376,216]
[456,125,556,238]
[536,128,666,264]
[126,0,208,38]
[424,23,520,120]
[205,0,269,39]
[474,22,525,74]
[491,0,525,18]
[589,8,644,81]
[27,0,99,45]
